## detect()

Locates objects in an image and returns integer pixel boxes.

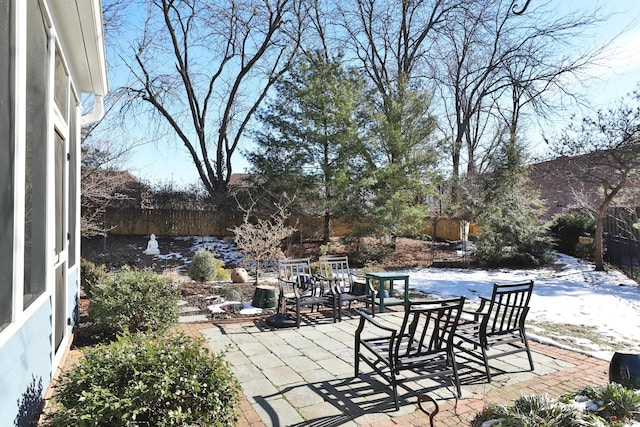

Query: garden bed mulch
[74,235,468,345]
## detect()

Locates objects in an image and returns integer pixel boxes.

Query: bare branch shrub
[231,196,296,285]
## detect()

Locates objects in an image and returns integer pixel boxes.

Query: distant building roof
[229,173,262,188]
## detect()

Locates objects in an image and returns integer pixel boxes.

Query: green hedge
[90,266,179,334]
[47,330,239,426]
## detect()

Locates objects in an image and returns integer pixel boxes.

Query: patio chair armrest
[461,308,489,323]
[315,274,340,284]
[462,307,487,315]
[461,296,490,318]
[278,278,308,299]
[314,274,341,294]
[278,278,297,291]
[355,310,397,335]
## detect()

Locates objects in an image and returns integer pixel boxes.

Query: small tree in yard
[551,92,640,271]
[471,139,554,267]
[231,197,296,285]
[90,266,179,334]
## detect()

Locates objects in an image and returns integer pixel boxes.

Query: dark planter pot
[252,285,276,309]
[352,282,367,296]
[609,352,640,389]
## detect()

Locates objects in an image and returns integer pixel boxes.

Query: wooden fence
[105,208,476,241]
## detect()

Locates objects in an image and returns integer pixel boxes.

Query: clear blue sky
[110,0,640,187]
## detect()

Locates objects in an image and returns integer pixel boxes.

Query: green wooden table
[365,272,410,313]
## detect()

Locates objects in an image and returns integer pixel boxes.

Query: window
[55,130,65,255]
[23,0,48,309]
[54,47,68,120]
[0,0,15,331]
[68,97,78,267]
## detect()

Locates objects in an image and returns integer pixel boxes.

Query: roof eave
[48,0,109,96]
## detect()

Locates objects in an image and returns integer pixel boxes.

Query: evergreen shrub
[188,248,218,282]
[90,265,178,334]
[221,286,242,302]
[548,212,596,256]
[46,330,239,426]
[341,234,394,267]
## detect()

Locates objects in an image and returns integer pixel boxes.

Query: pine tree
[473,139,554,267]
[359,78,440,238]
[248,52,367,242]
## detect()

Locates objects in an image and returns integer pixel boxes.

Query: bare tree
[338,0,458,96]
[80,1,148,237]
[231,196,296,285]
[80,164,146,237]
[551,93,640,271]
[432,0,608,197]
[125,0,303,202]
[80,94,146,240]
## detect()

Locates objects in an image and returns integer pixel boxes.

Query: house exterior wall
[0,301,52,425]
[0,0,107,425]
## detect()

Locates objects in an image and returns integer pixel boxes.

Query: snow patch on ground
[207,301,263,316]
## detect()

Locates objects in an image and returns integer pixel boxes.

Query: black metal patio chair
[276,258,333,327]
[354,297,466,410]
[453,281,535,382]
[317,255,375,321]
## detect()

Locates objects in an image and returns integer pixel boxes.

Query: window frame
[0,0,80,348]
[0,0,16,334]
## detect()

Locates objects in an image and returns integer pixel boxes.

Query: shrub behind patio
[46,330,239,426]
[90,265,179,334]
[188,248,218,282]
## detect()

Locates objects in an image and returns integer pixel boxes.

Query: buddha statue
[143,234,160,255]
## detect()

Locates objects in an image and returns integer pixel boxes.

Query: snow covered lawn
[402,253,640,360]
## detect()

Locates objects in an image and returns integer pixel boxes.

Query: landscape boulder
[231,268,249,283]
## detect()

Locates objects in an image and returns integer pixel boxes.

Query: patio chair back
[276,258,333,327]
[278,257,312,286]
[355,297,466,410]
[394,299,464,362]
[318,255,374,320]
[481,281,533,342]
[454,280,534,382]
[318,256,355,292]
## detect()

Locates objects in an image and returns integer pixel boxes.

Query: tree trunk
[594,197,615,271]
[431,218,439,264]
[451,148,461,203]
[323,213,330,244]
